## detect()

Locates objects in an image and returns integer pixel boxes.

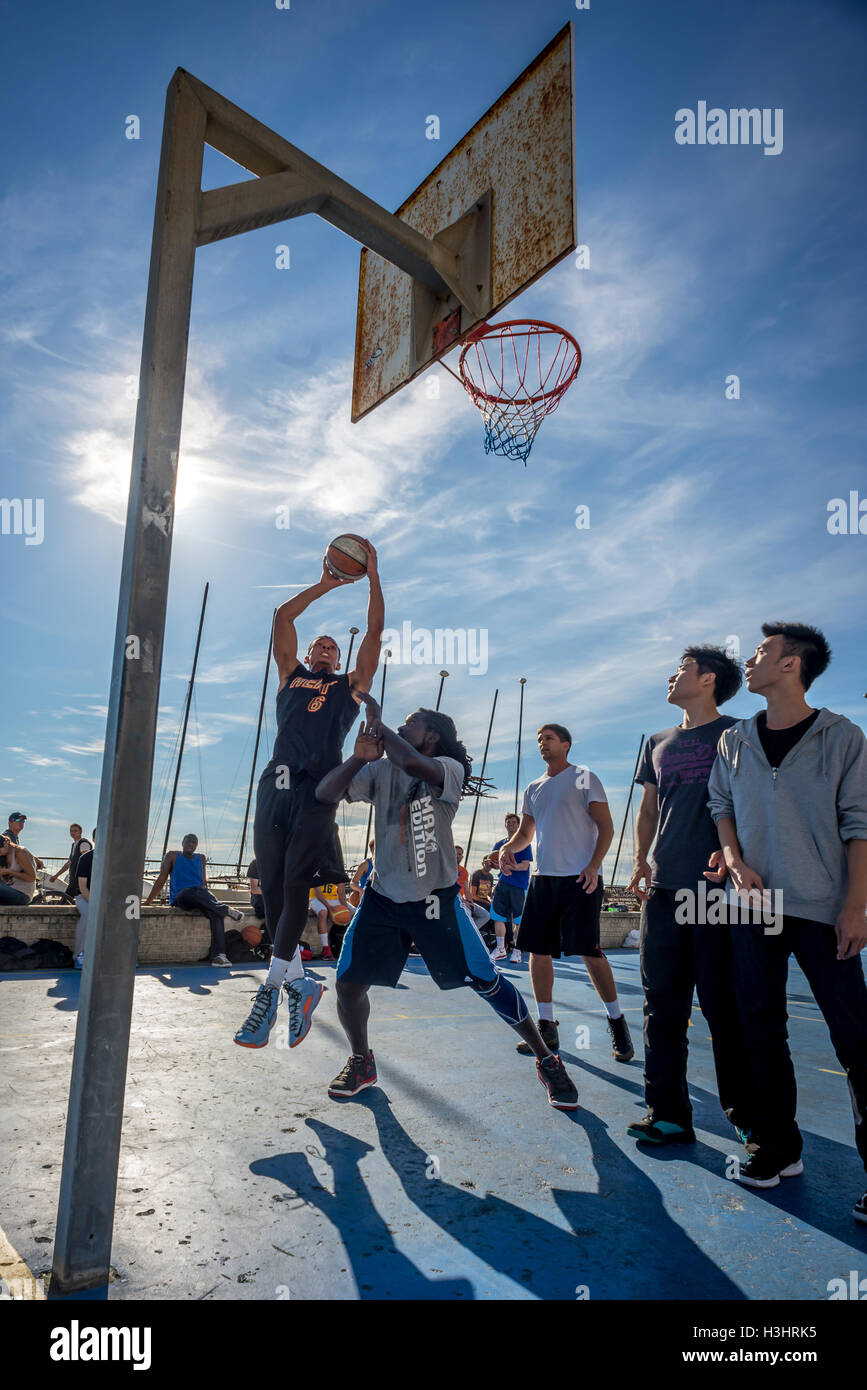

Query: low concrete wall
[599,912,640,949]
[0,905,325,966]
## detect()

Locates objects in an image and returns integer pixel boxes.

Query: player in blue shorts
[314,695,579,1110]
[485,812,532,962]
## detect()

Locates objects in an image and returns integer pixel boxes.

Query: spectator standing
[73,830,96,968]
[51,823,93,899]
[486,811,533,963]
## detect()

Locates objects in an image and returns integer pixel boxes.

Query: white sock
[265,949,304,988]
[603,998,622,1020]
[319,933,330,948]
[538,1001,555,1022]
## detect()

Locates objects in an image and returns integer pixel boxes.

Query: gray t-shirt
[346,756,463,903]
[521,765,608,876]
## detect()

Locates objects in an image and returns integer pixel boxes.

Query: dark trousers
[174,886,229,959]
[730,916,867,1170]
[640,887,754,1131]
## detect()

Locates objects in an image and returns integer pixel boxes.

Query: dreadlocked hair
[417,709,474,794]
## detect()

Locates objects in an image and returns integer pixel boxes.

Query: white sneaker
[510,950,522,963]
[212,953,232,967]
[226,907,245,922]
[490,946,507,962]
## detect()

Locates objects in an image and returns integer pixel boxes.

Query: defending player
[234,545,383,1050]
[314,695,579,1110]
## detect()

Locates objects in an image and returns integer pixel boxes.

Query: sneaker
[490,946,507,962]
[300,945,313,961]
[320,946,336,962]
[517,1018,559,1055]
[226,907,245,922]
[537,1055,579,1110]
[234,984,280,1048]
[854,1192,867,1225]
[73,953,84,970]
[328,1051,377,1098]
[510,950,523,963]
[607,1015,634,1062]
[283,976,325,1047]
[627,1114,696,1145]
[212,953,232,967]
[737,1149,804,1189]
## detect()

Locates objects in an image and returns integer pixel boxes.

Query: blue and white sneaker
[283,976,325,1048]
[234,984,281,1048]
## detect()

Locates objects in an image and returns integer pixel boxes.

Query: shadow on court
[250,1089,745,1300]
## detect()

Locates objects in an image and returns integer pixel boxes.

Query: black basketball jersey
[263,663,359,780]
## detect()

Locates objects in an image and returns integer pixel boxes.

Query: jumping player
[499,724,634,1063]
[314,696,579,1110]
[234,545,383,1049]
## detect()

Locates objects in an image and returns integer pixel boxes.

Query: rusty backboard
[352,24,576,422]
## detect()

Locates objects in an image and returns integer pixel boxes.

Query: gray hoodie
[706,708,867,926]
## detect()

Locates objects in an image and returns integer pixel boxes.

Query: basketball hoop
[450,319,581,464]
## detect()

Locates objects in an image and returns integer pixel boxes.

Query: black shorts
[253,768,348,889]
[490,880,526,924]
[516,874,604,958]
[336,884,497,990]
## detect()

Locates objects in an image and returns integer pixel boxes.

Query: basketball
[241,923,263,948]
[325,534,368,581]
[330,905,352,926]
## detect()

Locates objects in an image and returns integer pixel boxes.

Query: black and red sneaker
[536,1054,579,1110]
[328,1051,377,1099]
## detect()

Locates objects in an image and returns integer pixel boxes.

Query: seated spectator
[144,834,244,967]
[0,833,38,905]
[50,823,93,900]
[348,839,375,907]
[309,882,346,962]
[5,813,43,869]
[466,863,493,936]
[246,858,272,947]
[455,845,470,901]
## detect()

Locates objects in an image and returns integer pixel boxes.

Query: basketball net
[444,319,581,465]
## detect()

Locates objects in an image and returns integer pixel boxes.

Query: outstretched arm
[349,542,384,695]
[145,853,175,905]
[356,693,444,789]
[316,719,383,803]
[273,558,355,685]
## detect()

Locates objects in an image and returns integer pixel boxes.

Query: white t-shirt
[521,765,608,876]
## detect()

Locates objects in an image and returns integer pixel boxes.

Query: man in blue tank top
[145,834,245,965]
[234,543,384,1052]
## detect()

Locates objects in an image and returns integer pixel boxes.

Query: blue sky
[2,0,865,869]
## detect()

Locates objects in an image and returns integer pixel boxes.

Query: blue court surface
[2,950,866,1301]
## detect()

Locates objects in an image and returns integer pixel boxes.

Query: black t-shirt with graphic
[262,663,359,781]
[636,715,738,889]
[756,709,820,769]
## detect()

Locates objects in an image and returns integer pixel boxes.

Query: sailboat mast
[161,582,209,860]
[237,609,276,875]
[514,677,527,815]
[464,688,498,865]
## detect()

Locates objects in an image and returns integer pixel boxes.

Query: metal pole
[464,688,498,866]
[237,608,275,875]
[364,651,390,851]
[345,625,359,671]
[610,734,646,886]
[435,670,449,711]
[514,677,527,815]
[52,73,207,1293]
[162,582,209,860]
